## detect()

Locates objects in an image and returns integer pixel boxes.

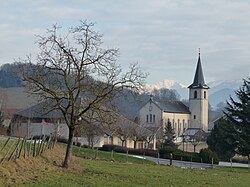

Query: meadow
[0,141,249,187]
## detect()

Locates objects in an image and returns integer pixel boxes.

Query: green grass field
[0,142,250,187]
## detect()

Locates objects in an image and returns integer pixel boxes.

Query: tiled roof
[154,100,190,114]
[14,100,63,119]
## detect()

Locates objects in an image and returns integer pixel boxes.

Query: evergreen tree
[162,120,176,148]
[207,78,250,160]
[225,78,250,159]
[207,118,237,161]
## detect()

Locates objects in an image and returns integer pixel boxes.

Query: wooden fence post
[23,139,27,158]
[18,138,25,159]
[170,153,173,166]
[0,137,10,154]
[126,150,128,163]
[8,138,21,161]
[0,140,16,164]
[212,157,214,169]
[111,150,114,159]
[33,139,37,157]
[230,158,232,171]
[37,135,43,155]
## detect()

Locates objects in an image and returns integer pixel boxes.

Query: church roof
[188,53,209,89]
[153,100,190,114]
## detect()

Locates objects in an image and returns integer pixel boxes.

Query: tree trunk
[62,126,74,168]
[134,140,137,149]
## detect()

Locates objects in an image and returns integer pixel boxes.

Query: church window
[178,119,180,136]
[194,91,197,99]
[153,115,155,123]
[183,119,186,130]
[194,115,196,119]
[146,115,149,122]
[204,91,206,99]
[150,114,152,123]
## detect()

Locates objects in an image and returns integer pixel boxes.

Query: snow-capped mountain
[208,79,242,95]
[145,80,189,99]
[145,79,243,108]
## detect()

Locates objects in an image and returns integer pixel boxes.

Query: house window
[204,91,207,99]
[178,119,180,136]
[194,115,196,119]
[194,91,197,99]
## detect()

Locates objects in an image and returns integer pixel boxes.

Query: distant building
[10,100,153,149]
[139,52,209,145]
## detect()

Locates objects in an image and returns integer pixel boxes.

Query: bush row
[100,144,158,157]
[159,147,219,164]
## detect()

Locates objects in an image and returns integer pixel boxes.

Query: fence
[0,134,57,165]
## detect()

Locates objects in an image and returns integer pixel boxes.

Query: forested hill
[0,63,23,88]
[0,63,181,119]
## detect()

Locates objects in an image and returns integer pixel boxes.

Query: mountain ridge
[145,79,243,108]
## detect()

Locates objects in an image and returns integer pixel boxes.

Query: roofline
[163,110,191,114]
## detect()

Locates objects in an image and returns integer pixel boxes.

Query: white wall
[189,88,209,131]
[162,112,190,136]
[139,101,162,126]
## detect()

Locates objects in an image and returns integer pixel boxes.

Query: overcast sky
[0,0,250,85]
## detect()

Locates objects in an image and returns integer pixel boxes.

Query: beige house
[139,53,209,143]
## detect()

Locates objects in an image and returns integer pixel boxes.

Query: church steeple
[188,51,209,89]
[188,50,209,132]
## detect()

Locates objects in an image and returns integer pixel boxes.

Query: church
[139,52,209,140]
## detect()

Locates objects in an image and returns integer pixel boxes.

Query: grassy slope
[0,144,249,187]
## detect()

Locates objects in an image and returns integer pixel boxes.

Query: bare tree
[117,116,136,147]
[17,21,147,168]
[131,124,150,149]
[189,130,207,152]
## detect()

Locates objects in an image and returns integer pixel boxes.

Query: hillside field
[0,143,249,187]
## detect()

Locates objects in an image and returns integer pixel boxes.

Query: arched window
[150,114,152,123]
[194,91,197,99]
[204,91,207,99]
[146,115,149,123]
[153,115,155,123]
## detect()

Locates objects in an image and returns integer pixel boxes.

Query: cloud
[0,0,250,85]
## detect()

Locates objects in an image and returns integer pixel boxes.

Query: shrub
[100,144,122,152]
[199,148,219,164]
[57,137,68,144]
[159,146,200,162]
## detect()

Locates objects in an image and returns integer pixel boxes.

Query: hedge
[159,146,219,164]
[100,144,158,157]
[159,147,200,162]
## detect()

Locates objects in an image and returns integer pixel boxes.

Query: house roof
[14,100,63,119]
[188,52,209,89]
[182,128,202,136]
[153,100,190,114]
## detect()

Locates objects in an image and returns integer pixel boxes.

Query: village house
[9,100,154,149]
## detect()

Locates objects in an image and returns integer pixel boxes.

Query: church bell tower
[188,51,209,131]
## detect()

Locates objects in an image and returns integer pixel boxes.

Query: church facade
[139,53,209,140]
